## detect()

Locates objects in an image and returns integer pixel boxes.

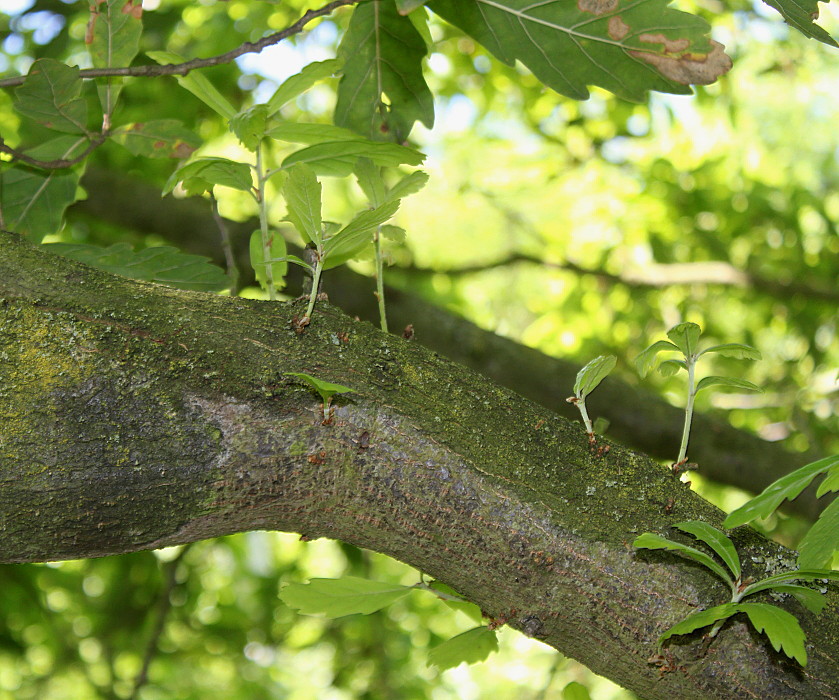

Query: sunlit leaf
[335,1,434,140]
[667,322,702,356]
[266,59,342,116]
[88,0,143,114]
[699,343,762,361]
[148,51,236,120]
[323,200,401,264]
[283,164,323,247]
[724,455,839,528]
[230,105,269,151]
[633,532,732,583]
[163,157,253,196]
[760,0,838,47]
[573,355,616,399]
[15,59,87,134]
[562,681,593,700]
[111,120,200,159]
[672,521,740,580]
[267,121,365,146]
[43,242,229,291]
[380,224,407,243]
[658,359,685,377]
[797,498,839,570]
[249,230,288,293]
[283,140,425,177]
[279,576,408,618]
[355,158,388,207]
[386,170,429,203]
[635,340,679,378]
[427,0,731,102]
[694,376,761,394]
[427,626,498,670]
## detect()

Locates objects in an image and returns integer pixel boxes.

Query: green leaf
[43,242,229,291]
[15,59,87,134]
[672,521,740,580]
[633,533,732,584]
[287,372,354,402]
[355,158,388,207]
[736,603,807,666]
[283,164,323,247]
[562,681,593,700]
[335,1,434,141]
[249,230,288,293]
[667,322,702,357]
[767,585,829,615]
[111,120,200,159]
[427,0,731,103]
[724,455,839,528]
[283,140,425,177]
[592,416,610,435]
[276,254,314,271]
[742,568,839,597]
[88,0,143,114]
[695,376,761,394]
[267,121,366,146]
[797,497,839,570]
[380,224,407,243]
[0,137,86,242]
[427,626,498,670]
[279,576,409,618]
[323,200,401,265]
[386,170,429,203]
[634,340,680,377]
[573,355,616,399]
[699,343,762,361]
[816,462,839,497]
[760,0,838,48]
[147,51,236,120]
[163,158,254,197]
[265,59,342,116]
[658,359,686,377]
[658,603,739,644]
[230,105,269,151]
[396,0,428,14]
[427,581,483,623]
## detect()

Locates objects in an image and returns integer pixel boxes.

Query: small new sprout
[287,372,353,424]
[635,322,761,471]
[567,355,616,447]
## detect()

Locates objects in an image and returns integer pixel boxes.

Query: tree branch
[0,0,356,89]
[0,135,106,169]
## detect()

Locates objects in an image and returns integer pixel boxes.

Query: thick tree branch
[1,231,838,698]
[69,168,827,519]
[0,0,355,89]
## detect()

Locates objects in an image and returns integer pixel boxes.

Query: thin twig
[210,193,240,294]
[0,135,105,169]
[0,0,356,89]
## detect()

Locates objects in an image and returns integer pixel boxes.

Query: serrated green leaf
[573,355,616,399]
[427,626,498,670]
[163,158,254,196]
[736,603,807,665]
[797,498,839,570]
[230,105,269,152]
[760,0,838,47]
[658,359,686,377]
[667,322,702,356]
[283,140,425,177]
[148,51,236,120]
[699,343,762,361]
[323,200,401,264]
[427,0,731,103]
[635,340,680,377]
[279,576,408,618]
[111,120,200,159]
[695,376,761,394]
[816,463,839,498]
[43,242,229,291]
[265,59,342,116]
[283,164,323,247]
[88,0,142,115]
[634,533,732,583]
[0,136,86,242]
[380,224,407,243]
[672,521,740,580]
[15,59,87,134]
[249,230,288,293]
[724,455,839,528]
[335,1,434,141]
[267,121,365,146]
[658,603,739,644]
[562,681,593,700]
[428,581,483,623]
[386,170,429,203]
[742,568,839,597]
[355,158,388,207]
[767,585,828,615]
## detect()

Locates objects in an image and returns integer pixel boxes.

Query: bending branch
[0,135,105,170]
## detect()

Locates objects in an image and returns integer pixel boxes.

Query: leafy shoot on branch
[287,372,353,424]
[567,355,616,450]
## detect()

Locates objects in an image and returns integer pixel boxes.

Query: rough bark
[72,167,826,519]
[1,231,838,699]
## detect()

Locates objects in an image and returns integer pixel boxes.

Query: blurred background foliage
[1,0,837,697]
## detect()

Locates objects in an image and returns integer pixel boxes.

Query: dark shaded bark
[71,167,825,519]
[2,231,838,699]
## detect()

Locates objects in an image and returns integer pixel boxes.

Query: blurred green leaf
[266,59,342,116]
[562,681,593,700]
[427,626,498,670]
[164,157,253,196]
[111,120,200,159]
[283,140,425,177]
[386,170,429,203]
[760,0,838,47]
[699,343,762,361]
[672,521,740,580]
[667,322,702,356]
[148,51,236,120]
[797,498,839,570]
[573,355,616,399]
[267,121,365,146]
[635,340,679,377]
[283,164,323,247]
[279,576,405,617]
[355,158,388,207]
[396,0,428,14]
[323,200,401,264]
[249,230,288,293]
[657,359,685,377]
[15,59,87,134]
[695,376,761,394]
[230,105,269,151]
[380,224,407,243]
[88,0,142,114]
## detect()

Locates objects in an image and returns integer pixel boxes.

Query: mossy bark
[1,231,837,698]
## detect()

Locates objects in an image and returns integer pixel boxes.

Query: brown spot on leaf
[578,0,618,15]
[638,33,690,53]
[608,16,630,40]
[630,40,732,86]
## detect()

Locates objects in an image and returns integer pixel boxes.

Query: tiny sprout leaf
[768,585,829,615]
[635,340,680,378]
[249,230,287,293]
[658,359,686,377]
[573,355,616,399]
[666,322,702,357]
[736,603,807,666]
[724,455,839,528]
[797,497,839,570]
[633,533,732,584]
[672,521,740,580]
[279,576,411,618]
[562,682,593,700]
[695,376,761,394]
[659,603,739,644]
[427,626,498,670]
[283,164,323,247]
[699,343,762,361]
[287,373,354,402]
